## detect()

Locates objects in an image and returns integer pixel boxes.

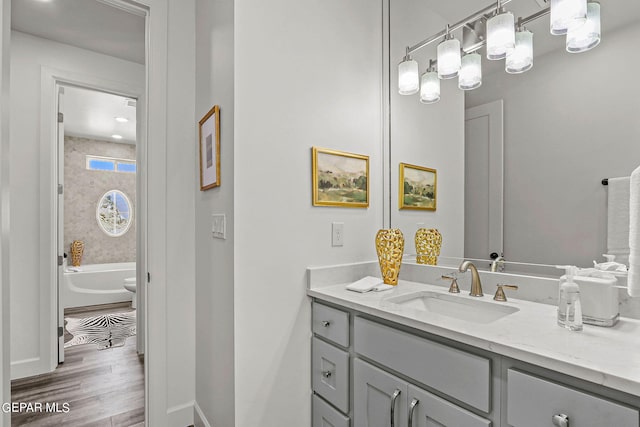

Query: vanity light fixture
[550,0,587,35]
[437,25,461,79]
[458,53,482,90]
[420,60,441,104]
[399,0,602,104]
[506,24,534,74]
[114,117,129,123]
[566,1,600,53]
[398,47,420,95]
[111,134,123,140]
[486,0,515,60]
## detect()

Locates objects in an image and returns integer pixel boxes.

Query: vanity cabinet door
[354,358,408,427]
[406,385,491,427]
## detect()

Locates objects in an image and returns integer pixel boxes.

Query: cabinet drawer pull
[552,414,570,427]
[321,370,332,378]
[390,388,401,427]
[408,398,419,427]
[322,321,331,327]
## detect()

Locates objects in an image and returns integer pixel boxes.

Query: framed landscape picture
[199,105,220,191]
[312,147,369,208]
[399,163,436,210]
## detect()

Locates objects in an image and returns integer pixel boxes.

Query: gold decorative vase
[415,228,442,265]
[375,229,404,285]
[70,240,85,267]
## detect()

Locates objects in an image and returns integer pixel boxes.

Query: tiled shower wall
[64,136,136,265]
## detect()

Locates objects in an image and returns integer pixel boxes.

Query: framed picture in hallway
[312,147,369,208]
[399,163,437,210]
[199,105,221,190]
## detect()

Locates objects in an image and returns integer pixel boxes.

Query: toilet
[124,277,136,308]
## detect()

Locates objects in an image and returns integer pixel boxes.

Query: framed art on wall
[312,147,369,208]
[399,162,436,210]
[199,105,221,190]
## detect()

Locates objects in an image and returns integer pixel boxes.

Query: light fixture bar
[407,0,514,55]
[407,1,554,58]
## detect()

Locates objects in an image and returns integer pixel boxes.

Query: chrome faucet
[491,256,506,272]
[459,260,484,297]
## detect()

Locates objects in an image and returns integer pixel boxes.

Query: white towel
[607,177,630,265]
[346,276,383,293]
[628,166,640,297]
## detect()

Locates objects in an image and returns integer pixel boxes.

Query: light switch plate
[332,222,344,247]
[212,214,226,239]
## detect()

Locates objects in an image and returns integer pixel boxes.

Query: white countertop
[308,279,640,397]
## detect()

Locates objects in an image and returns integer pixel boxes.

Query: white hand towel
[346,276,383,293]
[607,177,630,264]
[628,166,640,297]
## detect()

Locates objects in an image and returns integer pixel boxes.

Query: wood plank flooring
[11,304,144,427]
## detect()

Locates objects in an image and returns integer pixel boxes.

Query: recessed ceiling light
[112,134,123,140]
[115,117,129,123]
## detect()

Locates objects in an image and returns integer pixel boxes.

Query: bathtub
[62,262,135,309]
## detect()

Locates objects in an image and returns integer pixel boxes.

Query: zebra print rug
[65,311,136,350]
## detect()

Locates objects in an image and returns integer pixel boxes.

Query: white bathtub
[62,262,135,309]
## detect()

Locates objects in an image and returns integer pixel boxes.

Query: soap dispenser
[556,266,583,331]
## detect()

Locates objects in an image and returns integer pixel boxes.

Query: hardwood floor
[11,304,144,427]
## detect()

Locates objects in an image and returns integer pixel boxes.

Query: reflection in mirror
[388,0,640,271]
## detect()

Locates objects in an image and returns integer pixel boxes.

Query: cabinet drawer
[313,303,350,347]
[407,384,491,427]
[507,369,639,427]
[354,317,491,412]
[313,337,350,413]
[313,394,350,427]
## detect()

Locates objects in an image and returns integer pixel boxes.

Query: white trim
[10,358,41,380]
[167,402,195,427]
[194,401,212,427]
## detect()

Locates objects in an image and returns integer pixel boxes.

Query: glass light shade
[420,70,440,104]
[566,2,600,53]
[506,30,533,74]
[458,53,482,90]
[486,10,515,60]
[437,38,461,79]
[550,0,587,35]
[398,58,420,95]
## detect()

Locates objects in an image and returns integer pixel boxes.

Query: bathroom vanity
[308,263,640,427]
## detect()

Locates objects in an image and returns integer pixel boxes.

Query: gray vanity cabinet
[354,358,408,427]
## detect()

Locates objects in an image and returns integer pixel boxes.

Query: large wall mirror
[387,0,640,270]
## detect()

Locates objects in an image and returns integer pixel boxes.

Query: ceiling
[63,85,137,144]
[11,0,145,64]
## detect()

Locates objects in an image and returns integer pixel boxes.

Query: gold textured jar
[70,240,85,267]
[415,228,442,265]
[375,229,404,285]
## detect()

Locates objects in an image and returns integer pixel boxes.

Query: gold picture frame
[312,147,369,208]
[198,105,221,191]
[399,163,437,210]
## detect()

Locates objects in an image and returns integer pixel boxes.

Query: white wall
[233,0,383,425]
[9,31,144,379]
[389,0,465,258]
[466,23,640,267]
[194,0,235,425]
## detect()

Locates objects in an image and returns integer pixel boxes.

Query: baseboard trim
[167,401,195,427]
[10,357,43,380]
[193,401,212,427]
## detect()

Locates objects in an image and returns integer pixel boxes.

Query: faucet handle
[494,284,518,302]
[441,274,460,294]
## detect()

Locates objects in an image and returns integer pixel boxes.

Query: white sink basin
[386,291,519,324]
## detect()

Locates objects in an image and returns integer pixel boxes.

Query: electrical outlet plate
[332,222,344,247]
[212,214,226,239]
